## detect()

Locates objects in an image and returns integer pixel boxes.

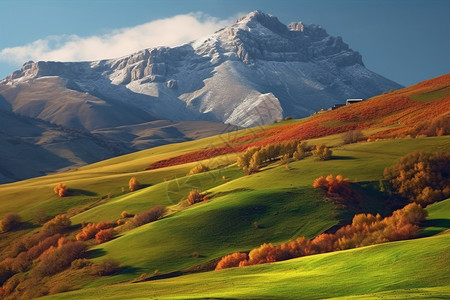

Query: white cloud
[0,13,236,64]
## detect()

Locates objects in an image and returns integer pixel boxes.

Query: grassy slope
[44,199,450,300]
[78,137,449,279]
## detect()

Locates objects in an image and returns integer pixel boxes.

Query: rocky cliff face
[1,11,402,128]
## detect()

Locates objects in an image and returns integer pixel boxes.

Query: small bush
[76,223,98,241]
[312,144,332,160]
[1,213,21,232]
[186,190,207,206]
[187,163,210,175]
[129,177,140,192]
[132,206,166,227]
[342,130,364,144]
[90,258,120,276]
[121,211,133,218]
[42,215,71,235]
[95,228,116,244]
[96,221,114,230]
[53,183,68,197]
[71,258,92,269]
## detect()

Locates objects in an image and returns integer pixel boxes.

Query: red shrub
[215,252,248,270]
[95,228,116,244]
[76,223,98,241]
[34,239,87,276]
[132,206,166,227]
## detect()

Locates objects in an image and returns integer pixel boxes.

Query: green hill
[43,199,450,299]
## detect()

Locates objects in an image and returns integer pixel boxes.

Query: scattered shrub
[383,151,450,204]
[90,258,120,276]
[187,163,210,175]
[132,205,166,227]
[42,215,71,235]
[53,183,68,197]
[129,177,140,192]
[71,258,92,269]
[342,130,364,144]
[96,221,114,230]
[95,228,116,244]
[186,190,207,206]
[121,211,133,218]
[1,213,21,232]
[76,223,98,241]
[312,144,332,160]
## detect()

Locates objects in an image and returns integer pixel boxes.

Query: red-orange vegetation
[95,228,116,244]
[128,177,141,192]
[146,75,449,171]
[215,252,248,270]
[76,223,98,241]
[53,183,68,197]
[383,151,450,204]
[216,203,427,270]
[33,238,86,276]
[313,174,355,201]
[186,190,208,206]
[132,205,166,227]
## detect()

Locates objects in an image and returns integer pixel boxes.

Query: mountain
[0,10,403,183]
[0,10,401,130]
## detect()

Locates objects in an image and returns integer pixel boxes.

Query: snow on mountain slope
[0,11,402,128]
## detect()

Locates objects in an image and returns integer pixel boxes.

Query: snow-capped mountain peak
[1,11,401,129]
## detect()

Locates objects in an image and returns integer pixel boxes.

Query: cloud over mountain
[0,13,235,63]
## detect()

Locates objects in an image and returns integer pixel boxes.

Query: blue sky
[1,0,449,86]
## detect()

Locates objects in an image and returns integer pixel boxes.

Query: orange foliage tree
[383,151,450,205]
[313,174,355,201]
[128,177,140,192]
[53,183,68,197]
[95,228,116,244]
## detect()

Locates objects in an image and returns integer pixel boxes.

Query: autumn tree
[312,144,332,160]
[53,183,68,197]
[129,177,141,192]
[383,151,450,204]
[95,228,116,244]
[247,150,262,174]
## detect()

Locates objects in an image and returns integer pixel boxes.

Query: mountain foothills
[0,11,402,182]
[0,68,448,299]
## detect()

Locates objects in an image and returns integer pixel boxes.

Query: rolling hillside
[0,74,448,299]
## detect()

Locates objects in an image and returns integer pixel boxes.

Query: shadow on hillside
[419,218,450,237]
[86,248,107,259]
[68,189,97,197]
[332,155,356,160]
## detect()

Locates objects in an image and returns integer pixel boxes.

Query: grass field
[43,199,450,299]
